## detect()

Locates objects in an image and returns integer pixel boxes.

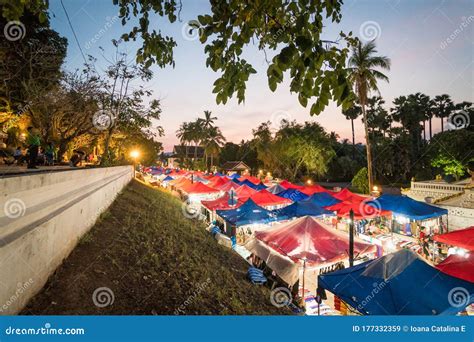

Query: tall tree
[433,94,454,132]
[342,104,361,160]
[347,40,391,191]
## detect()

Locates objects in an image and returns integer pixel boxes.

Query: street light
[306,179,313,185]
[130,150,140,178]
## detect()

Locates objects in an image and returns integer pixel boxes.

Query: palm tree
[176,122,191,160]
[204,126,226,169]
[342,104,361,161]
[412,93,432,140]
[433,94,454,132]
[347,40,391,191]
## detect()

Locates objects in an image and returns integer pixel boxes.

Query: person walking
[26,127,41,169]
[45,142,55,166]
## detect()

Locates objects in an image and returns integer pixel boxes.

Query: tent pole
[301,258,306,307]
[349,209,354,267]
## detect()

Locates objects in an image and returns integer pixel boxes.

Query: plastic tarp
[274,200,334,219]
[216,199,277,226]
[279,180,305,190]
[266,184,287,194]
[250,189,292,207]
[276,189,309,202]
[367,194,448,220]
[245,216,376,285]
[201,193,245,211]
[433,226,474,251]
[181,182,220,194]
[318,249,474,315]
[162,176,174,182]
[326,200,392,219]
[332,188,367,202]
[303,192,341,207]
[436,253,474,283]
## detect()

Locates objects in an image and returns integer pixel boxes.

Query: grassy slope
[22,180,287,315]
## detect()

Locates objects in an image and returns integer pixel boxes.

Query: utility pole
[349,209,355,267]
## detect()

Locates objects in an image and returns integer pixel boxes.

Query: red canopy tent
[171,177,192,189]
[238,175,261,185]
[255,216,376,264]
[201,193,245,211]
[250,189,292,207]
[325,200,391,219]
[215,181,240,192]
[332,188,368,202]
[436,253,474,283]
[181,182,220,194]
[279,180,305,190]
[433,226,474,251]
[301,184,333,195]
[235,184,258,198]
[207,176,228,189]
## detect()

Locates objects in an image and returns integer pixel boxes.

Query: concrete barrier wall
[0,166,133,314]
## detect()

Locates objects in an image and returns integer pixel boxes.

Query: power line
[60,0,87,64]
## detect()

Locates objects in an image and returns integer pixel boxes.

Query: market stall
[318,249,474,315]
[250,189,292,210]
[245,216,377,309]
[276,189,309,202]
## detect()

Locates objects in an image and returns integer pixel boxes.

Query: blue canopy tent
[275,200,334,219]
[276,189,309,202]
[216,199,279,226]
[232,178,242,185]
[303,192,341,207]
[162,176,174,182]
[215,172,224,177]
[228,173,241,180]
[318,249,474,315]
[366,194,447,220]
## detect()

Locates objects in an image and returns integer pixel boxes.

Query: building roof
[221,161,250,171]
[172,145,205,159]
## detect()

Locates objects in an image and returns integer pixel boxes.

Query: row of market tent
[142,166,473,315]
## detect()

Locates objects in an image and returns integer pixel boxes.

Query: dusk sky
[48,0,473,151]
